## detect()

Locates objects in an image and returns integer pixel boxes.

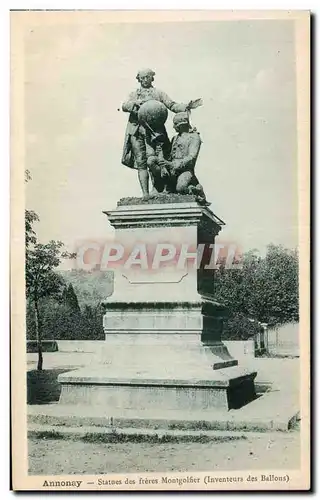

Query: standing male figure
[121,68,197,199]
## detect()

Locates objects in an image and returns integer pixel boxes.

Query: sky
[25,19,298,256]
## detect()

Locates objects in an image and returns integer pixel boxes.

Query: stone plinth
[59,195,257,412]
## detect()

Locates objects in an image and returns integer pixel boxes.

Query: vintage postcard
[11,10,310,491]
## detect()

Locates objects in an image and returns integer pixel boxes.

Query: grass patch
[29,429,248,444]
[117,194,197,206]
[81,432,247,445]
[29,430,65,440]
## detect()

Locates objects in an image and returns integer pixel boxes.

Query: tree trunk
[34,298,43,371]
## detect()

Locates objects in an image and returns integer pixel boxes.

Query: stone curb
[28,423,299,443]
[28,409,300,433]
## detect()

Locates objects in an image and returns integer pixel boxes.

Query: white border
[4,1,315,498]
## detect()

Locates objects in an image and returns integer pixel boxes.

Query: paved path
[27,350,299,390]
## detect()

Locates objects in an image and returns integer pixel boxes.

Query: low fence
[27,340,59,353]
[267,323,299,357]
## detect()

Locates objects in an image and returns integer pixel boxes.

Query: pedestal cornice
[103,200,225,231]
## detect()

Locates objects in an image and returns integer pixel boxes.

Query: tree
[25,171,39,249]
[62,283,81,313]
[256,244,299,326]
[25,240,66,369]
[222,312,263,341]
[81,304,105,340]
[60,269,114,307]
[25,170,76,368]
[25,210,39,249]
[215,244,299,330]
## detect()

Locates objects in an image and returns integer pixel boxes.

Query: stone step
[28,388,299,433]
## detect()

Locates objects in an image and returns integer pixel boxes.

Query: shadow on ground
[27,368,77,405]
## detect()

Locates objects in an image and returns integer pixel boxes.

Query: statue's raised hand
[186,98,203,111]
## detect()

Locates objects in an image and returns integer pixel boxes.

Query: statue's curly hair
[136,68,155,82]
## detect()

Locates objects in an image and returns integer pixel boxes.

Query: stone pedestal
[59,196,257,412]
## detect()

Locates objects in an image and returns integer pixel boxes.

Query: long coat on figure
[121,86,188,169]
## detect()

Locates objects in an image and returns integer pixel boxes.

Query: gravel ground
[28,431,300,475]
[27,352,300,475]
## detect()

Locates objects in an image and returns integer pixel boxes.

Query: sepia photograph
[11,9,310,491]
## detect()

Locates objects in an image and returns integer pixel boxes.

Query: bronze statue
[149,112,209,205]
[121,68,201,199]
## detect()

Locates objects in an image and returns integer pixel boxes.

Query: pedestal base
[59,334,257,412]
[59,367,256,412]
[58,200,258,415]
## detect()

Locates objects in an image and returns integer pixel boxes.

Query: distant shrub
[222,312,262,341]
[26,298,105,341]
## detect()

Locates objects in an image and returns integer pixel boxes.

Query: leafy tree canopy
[215,244,299,329]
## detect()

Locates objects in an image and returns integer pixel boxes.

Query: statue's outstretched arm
[158,91,188,113]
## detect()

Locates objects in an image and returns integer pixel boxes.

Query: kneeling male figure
[148,112,209,205]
